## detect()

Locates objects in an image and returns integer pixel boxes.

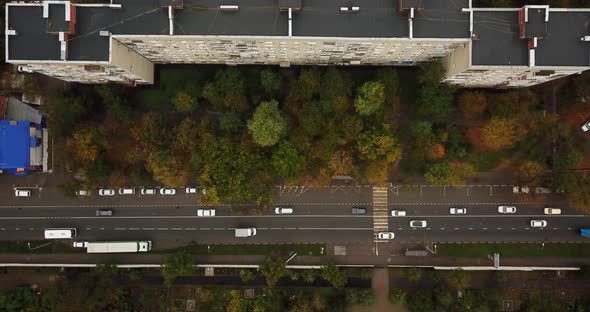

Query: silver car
[498,205,516,214]
[377,232,395,240]
[410,220,427,228]
[530,220,547,228]
[160,188,176,195]
[449,207,466,215]
[98,189,115,196]
[196,209,215,217]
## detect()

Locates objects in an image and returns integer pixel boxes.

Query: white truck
[235,228,257,237]
[86,241,152,253]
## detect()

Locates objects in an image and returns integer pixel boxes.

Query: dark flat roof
[472,11,528,66]
[535,12,590,67]
[47,3,69,33]
[413,0,470,38]
[8,6,61,61]
[524,8,547,38]
[175,0,288,36]
[69,7,111,61]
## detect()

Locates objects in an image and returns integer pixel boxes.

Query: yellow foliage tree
[481,117,524,151]
[66,128,99,163]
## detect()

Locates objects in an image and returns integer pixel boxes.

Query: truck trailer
[86,241,152,253]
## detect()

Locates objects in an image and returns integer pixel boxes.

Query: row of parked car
[77,187,199,197]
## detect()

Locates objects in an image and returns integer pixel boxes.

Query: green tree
[320,67,351,103]
[301,269,317,283]
[357,125,401,163]
[445,269,471,290]
[417,84,455,120]
[345,289,376,306]
[219,112,244,133]
[247,100,288,147]
[377,68,400,111]
[488,90,533,119]
[296,68,321,101]
[458,91,487,119]
[519,160,545,183]
[389,289,407,305]
[227,290,248,312]
[260,69,281,94]
[411,121,433,142]
[354,81,385,116]
[96,85,132,121]
[321,264,347,288]
[239,269,256,282]
[425,162,457,186]
[434,286,454,307]
[260,256,287,287]
[271,142,305,180]
[51,93,90,137]
[161,251,194,287]
[407,267,423,283]
[172,90,197,112]
[481,117,523,150]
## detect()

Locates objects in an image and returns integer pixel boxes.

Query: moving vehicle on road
[86,241,152,253]
[44,228,77,239]
[534,187,552,194]
[72,241,88,248]
[118,188,135,195]
[581,120,590,132]
[235,228,257,237]
[352,207,367,214]
[377,232,395,240]
[410,220,427,228]
[140,188,156,195]
[75,190,90,196]
[196,209,215,217]
[544,207,561,215]
[513,186,529,194]
[98,188,115,196]
[186,187,198,194]
[15,189,31,197]
[96,209,113,216]
[530,220,547,228]
[449,207,466,215]
[498,205,516,214]
[391,210,406,217]
[274,207,293,214]
[160,188,176,195]
[581,228,590,238]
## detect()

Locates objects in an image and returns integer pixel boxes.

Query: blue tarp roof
[0,119,30,172]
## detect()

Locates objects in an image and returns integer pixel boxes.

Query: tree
[488,90,533,118]
[320,67,351,103]
[354,81,385,116]
[260,69,281,94]
[481,117,523,150]
[357,125,401,163]
[161,251,194,287]
[458,91,487,119]
[96,85,132,120]
[519,160,545,182]
[445,269,471,290]
[434,286,454,307]
[329,150,353,175]
[364,161,390,185]
[301,269,317,283]
[172,90,197,112]
[51,93,90,137]
[219,112,244,133]
[345,289,376,306]
[271,142,305,180]
[247,100,288,147]
[239,269,256,282]
[411,121,433,142]
[260,256,287,287]
[66,128,101,163]
[389,289,407,305]
[321,264,346,288]
[296,68,321,101]
[407,267,423,283]
[417,84,455,120]
[377,68,400,111]
[227,290,248,312]
[425,162,475,186]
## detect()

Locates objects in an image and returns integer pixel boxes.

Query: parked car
[498,205,516,214]
[513,186,530,194]
[352,207,367,214]
[581,120,590,132]
[534,187,552,194]
[140,188,156,195]
[75,190,90,196]
[14,189,31,197]
[160,188,176,195]
[530,220,547,228]
[544,207,562,215]
[391,210,406,217]
[98,189,115,196]
[377,232,395,240]
[185,187,198,194]
[449,207,466,215]
[118,188,135,195]
[196,209,215,217]
[96,209,113,216]
[410,220,427,228]
[274,207,293,214]
[72,241,88,248]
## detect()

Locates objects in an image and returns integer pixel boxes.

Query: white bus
[44,228,77,239]
[86,241,152,253]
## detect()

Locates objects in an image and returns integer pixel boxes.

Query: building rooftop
[535,12,590,67]
[472,11,529,66]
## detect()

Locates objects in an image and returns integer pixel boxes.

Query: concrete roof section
[471,11,528,66]
[7,6,61,61]
[412,0,470,38]
[535,11,590,67]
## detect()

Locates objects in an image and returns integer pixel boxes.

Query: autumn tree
[445,269,471,290]
[458,91,487,119]
[271,142,305,180]
[481,117,523,150]
[161,250,194,287]
[247,100,288,147]
[321,264,347,288]
[357,125,401,163]
[172,90,197,112]
[354,81,385,116]
[66,128,101,163]
[488,90,533,118]
[295,68,321,101]
[425,162,474,186]
[364,161,390,185]
[260,256,287,287]
[377,68,400,111]
[329,150,353,176]
[519,160,545,183]
[416,61,456,120]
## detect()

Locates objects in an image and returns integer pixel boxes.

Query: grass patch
[0,241,83,254]
[437,243,590,258]
[157,244,325,256]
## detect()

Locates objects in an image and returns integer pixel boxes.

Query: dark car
[352,207,367,214]
[96,209,113,217]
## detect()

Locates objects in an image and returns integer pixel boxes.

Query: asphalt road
[0,182,587,249]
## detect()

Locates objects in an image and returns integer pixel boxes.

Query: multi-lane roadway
[0,183,587,249]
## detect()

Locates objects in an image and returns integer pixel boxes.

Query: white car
[391,210,406,217]
[185,187,198,194]
[75,190,89,196]
[160,188,176,195]
[449,207,466,215]
[274,207,293,214]
[534,187,552,194]
[72,241,88,248]
[118,188,135,195]
[140,188,156,195]
[98,188,115,196]
[581,120,590,132]
[544,207,562,215]
[513,186,530,194]
[530,220,547,228]
[377,232,395,240]
[15,189,31,197]
[410,220,427,228]
[498,205,516,214]
[196,209,215,217]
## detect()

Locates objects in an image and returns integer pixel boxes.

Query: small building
[0,96,46,175]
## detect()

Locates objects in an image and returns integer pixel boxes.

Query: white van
[44,228,77,239]
[235,228,257,237]
[274,207,293,214]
